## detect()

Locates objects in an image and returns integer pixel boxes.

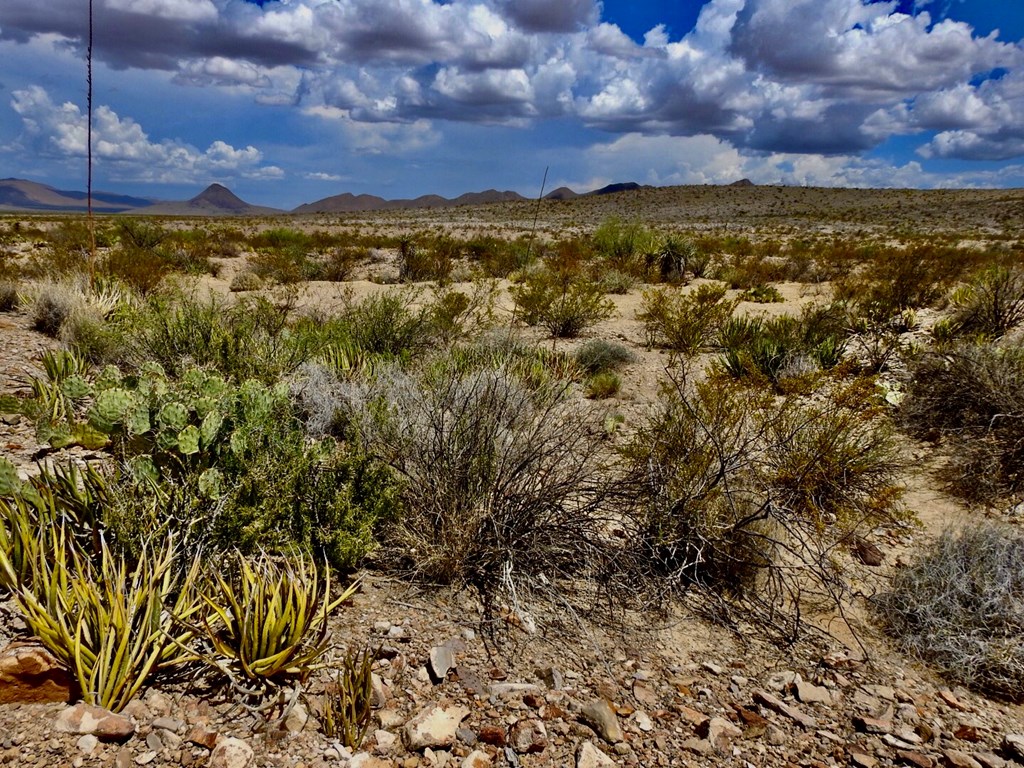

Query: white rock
[576,741,617,768]
[403,704,470,750]
[209,737,254,768]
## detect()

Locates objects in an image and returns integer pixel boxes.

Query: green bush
[511,269,615,338]
[740,285,784,303]
[876,525,1024,700]
[586,371,620,399]
[638,283,736,356]
[592,217,658,276]
[946,266,1024,340]
[574,339,636,375]
[0,281,19,312]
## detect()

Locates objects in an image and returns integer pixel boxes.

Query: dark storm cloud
[498,0,598,33]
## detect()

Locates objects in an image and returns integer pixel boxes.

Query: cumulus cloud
[1,0,1023,163]
[9,85,283,182]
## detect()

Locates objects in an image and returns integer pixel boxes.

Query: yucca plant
[321,646,378,748]
[199,551,355,684]
[11,529,203,712]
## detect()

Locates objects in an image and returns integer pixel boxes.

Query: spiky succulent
[177,425,201,455]
[91,388,137,429]
[61,375,93,401]
[0,457,23,497]
[158,402,189,432]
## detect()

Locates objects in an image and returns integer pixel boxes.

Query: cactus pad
[177,425,201,455]
[158,402,189,432]
[61,374,93,401]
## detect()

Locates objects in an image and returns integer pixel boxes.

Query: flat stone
[580,699,623,744]
[942,750,982,768]
[403,705,470,751]
[1001,735,1024,762]
[374,730,397,754]
[429,646,456,682]
[897,751,935,768]
[55,703,136,743]
[209,737,254,768]
[349,754,392,768]
[754,690,817,729]
[955,725,982,743]
[477,726,507,747]
[283,701,309,734]
[76,735,99,756]
[700,717,742,753]
[486,683,542,698]
[0,643,74,704]
[632,711,653,732]
[576,741,616,768]
[851,751,878,768]
[145,732,162,751]
[732,705,769,738]
[854,715,893,735]
[185,725,220,750]
[135,751,157,765]
[152,717,182,733]
[972,753,1006,768]
[797,681,833,705]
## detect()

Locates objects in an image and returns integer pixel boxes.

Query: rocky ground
[3,303,1024,768]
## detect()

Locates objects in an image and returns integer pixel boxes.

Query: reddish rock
[478,726,507,747]
[732,705,769,737]
[854,715,893,735]
[897,751,935,768]
[938,691,967,711]
[754,690,817,729]
[954,725,982,743]
[942,750,982,768]
[508,719,548,754]
[0,643,73,704]
[185,724,221,750]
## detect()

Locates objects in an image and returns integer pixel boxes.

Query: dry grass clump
[876,524,1024,701]
[900,341,1024,502]
[341,362,614,600]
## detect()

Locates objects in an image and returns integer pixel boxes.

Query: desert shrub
[230,270,265,292]
[740,285,784,303]
[0,281,19,312]
[249,228,312,251]
[655,236,697,283]
[574,339,636,375]
[320,247,365,282]
[250,245,320,284]
[586,371,620,399]
[467,236,531,278]
[900,341,1024,502]
[341,362,613,599]
[118,291,318,382]
[62,305,121,365]
[623,378,903,605]
[946,266,1024,340]
[638,283,737,356]
[101,245,173,295]
[592,217,658,276]
[598,269,637,295]
[398,236,452,283]
[876,525,1024,700]
[510,268,615,338]
[32,284,80,337]
[333,290,434,358]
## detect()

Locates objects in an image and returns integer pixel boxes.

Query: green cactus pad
[126,404,151,436]
[0,457,22,497]
[94,365,123,392]
[129,456,159,485]
[181,367,206,392]
[139,361,167,380]
[229,429,247,456]
[200,410,224,448]
[177,425,201,455]
[200,375,230,400]
[194,396,219,419]
[198,468,223,499]
[158,401,189,432]
[92,387,137,426]
[156,430,179,452]
[61,374,93,401]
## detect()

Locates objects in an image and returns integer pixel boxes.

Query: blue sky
[1,0,1023,209]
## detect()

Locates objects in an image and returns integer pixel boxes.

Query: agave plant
[199,550,355,684]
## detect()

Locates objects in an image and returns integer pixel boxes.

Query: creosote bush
[638,283,737,356]
[876,525,1024,700]
[511,268,615,338]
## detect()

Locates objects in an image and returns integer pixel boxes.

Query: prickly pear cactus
[200,374,230,400]
[158,402,189,432]
[194,396,219,419]
[198,468,222,499]
[229,429,248,456]
[0,457,22,497]
[126,404,151,436]
[61,374,93,401]
[177,425,201,455]
[181,367,206,393]
[94,365,123,392]
[200,410,223,448]
[91,387,137,428]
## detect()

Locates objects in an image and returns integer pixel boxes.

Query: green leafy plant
[638,283,737,356]
[321,646,379,748]
[511,268,615,338]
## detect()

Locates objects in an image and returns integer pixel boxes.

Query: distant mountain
[137,184,284,216]
[586,182,643,196]
[294,188,526,214]
[545,186,579,201]
[0,178,154,212]
[729,178,755,187]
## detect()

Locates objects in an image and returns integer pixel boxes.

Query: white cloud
[9,86,282,183]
